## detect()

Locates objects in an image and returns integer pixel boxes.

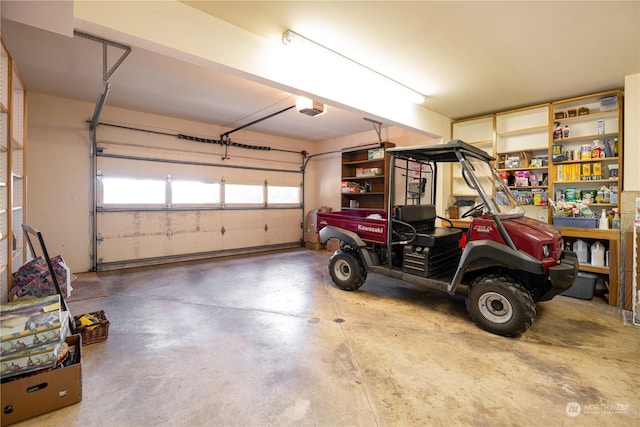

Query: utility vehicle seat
[394,204,461,248]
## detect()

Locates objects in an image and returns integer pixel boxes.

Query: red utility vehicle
[318,140,578,337]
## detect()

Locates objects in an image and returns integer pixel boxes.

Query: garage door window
[268,186,300,204]
[103,177,165,205]
[172,181,220,204]
[225,184,264,204]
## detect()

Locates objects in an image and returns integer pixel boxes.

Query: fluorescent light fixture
[282,29,426,105]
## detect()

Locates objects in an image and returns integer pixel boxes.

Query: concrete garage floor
[14,249,639,426]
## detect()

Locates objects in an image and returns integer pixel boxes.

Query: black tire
[328,249,367,291]
[465,274,536,337]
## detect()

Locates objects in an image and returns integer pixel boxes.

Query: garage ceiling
[1,1,638,143]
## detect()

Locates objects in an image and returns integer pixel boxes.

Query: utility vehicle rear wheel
[465,275,536,337]
[328,250,367,291]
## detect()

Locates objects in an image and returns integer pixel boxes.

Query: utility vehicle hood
[502,216,563,259]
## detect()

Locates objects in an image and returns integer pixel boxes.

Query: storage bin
[552,216,597,229]
[562,272,597,300]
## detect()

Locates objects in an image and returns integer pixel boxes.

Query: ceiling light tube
[282,29,426,104]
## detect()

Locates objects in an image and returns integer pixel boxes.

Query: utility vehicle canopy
[386,139,494,163]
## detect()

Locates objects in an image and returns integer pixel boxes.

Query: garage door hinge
[264,224,269,232]
[167,229,172,239]
[96,233,103,245]
[96,170,102,179]
[220,226,225,235]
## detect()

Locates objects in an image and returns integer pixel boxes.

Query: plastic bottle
[591,140,602,158]
[612,210,621,229]
[563,125,570,139]
[603,138,612,157]
[553,123,563,140]
[597,117,605,134]
[591,241,605,266]
[573,239,589,263]
[599,209,609,229]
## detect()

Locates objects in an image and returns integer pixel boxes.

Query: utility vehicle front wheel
[328,250,367,291]
[465,275,536,337]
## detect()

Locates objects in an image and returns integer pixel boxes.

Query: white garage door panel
[264,210,303,244]
[97,208,302,265]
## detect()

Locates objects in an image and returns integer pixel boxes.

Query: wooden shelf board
[508,186,548,189]
[498,167,548,172]
[342,192,384,196]
[558,227,620,240]
[553,157,619,165]
[496,146,548,154]
[553,178,619,184]
[496,125,548,137]
[343,175,384,180]
[343,159,385,166]
[552,132,618,143]
[554,110,617,122]
[579,264,609,274]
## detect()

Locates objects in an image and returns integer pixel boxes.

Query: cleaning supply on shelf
[611,209,621,229]
[599,209,609,229]
[603,138,613,157]
[573,239,589,264]
[597,116,605,134]
[591,140,602,158]
[553,122,563,140]
[591,241,605,266]
[563,125,570,139]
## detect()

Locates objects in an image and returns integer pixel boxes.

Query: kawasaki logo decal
[357,224,384,234]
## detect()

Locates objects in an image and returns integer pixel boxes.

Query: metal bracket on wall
[364,118,383,143]
[74,30,132,84]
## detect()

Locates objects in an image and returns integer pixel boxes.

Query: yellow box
[571,164,580,182]
[581,163,591,180]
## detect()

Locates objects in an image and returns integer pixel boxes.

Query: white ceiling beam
[73,0,450,139]
[1,0,74,37]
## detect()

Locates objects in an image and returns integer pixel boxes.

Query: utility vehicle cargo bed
[317,210,388,244]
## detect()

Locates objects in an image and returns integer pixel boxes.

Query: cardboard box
[325,238,341,252]
[1,334,82,426]
[519,151,532,168]
[305,241,322,251]
[367,148,384,160]
[304,231,320,243]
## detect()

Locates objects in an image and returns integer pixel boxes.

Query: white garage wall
[26,92,314,273]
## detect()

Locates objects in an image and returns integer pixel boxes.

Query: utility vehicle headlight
[542,244,551,258]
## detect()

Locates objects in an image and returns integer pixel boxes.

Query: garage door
[94,130,304,271]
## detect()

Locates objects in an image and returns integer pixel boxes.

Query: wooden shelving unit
[341,141,394,210]
[1,35,27,303]
[450,89,624,307]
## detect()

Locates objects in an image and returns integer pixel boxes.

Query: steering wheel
[391,219,417,244]
[461,203,485,219]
